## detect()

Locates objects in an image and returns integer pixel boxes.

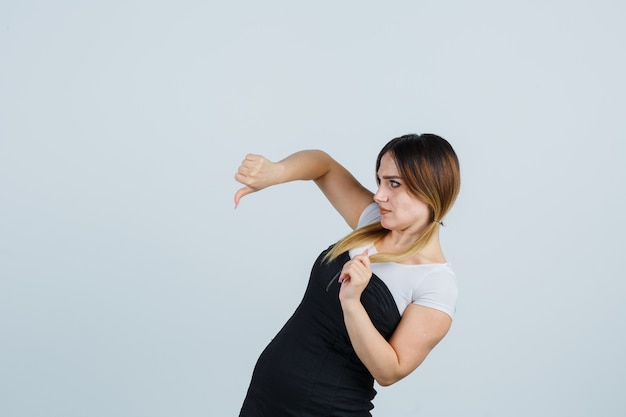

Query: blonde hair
[325,134,461,263]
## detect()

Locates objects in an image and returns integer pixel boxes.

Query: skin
[234,149,452,386]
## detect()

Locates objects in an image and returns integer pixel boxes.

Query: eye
[390,180,401,188]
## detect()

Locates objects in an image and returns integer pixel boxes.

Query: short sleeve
[412,268,458,319]
[357,202,380,228]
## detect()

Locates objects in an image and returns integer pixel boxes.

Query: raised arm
[234,150,373,229]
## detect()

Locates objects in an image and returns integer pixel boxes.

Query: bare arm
[342,302,451,386]
[338,253,452,386]
[234,150,373,229]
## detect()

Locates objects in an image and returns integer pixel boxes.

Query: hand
[233,154,282,208]
[338,249,372,306]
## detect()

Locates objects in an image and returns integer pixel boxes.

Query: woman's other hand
[338,249,372,306]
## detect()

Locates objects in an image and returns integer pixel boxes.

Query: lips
[379,207,391,215]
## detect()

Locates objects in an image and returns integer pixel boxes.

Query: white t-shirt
[348,203,458,319]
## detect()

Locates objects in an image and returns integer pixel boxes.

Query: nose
[373,187,388,203]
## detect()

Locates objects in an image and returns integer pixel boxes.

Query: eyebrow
[379,175,402,180]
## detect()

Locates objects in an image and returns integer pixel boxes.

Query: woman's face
[374,152,431,234]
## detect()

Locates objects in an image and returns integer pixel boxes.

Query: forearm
[234,149,372,226]
[341,301,404,386]
[275,150,334,184]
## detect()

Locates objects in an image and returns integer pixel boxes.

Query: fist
[338,249,372,305]
[234,154,281,207]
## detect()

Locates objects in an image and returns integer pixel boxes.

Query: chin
[379,220,394,230]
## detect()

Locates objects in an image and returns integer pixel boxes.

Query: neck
[377,226,446,264]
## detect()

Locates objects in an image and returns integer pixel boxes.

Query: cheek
[407,199,431,218]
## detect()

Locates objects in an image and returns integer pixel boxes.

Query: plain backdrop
[1,1,625,416]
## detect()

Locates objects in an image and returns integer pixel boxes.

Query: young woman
[234,134,461,417]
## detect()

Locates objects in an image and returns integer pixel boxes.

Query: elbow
[375,376,401,387]
[374,360,427,387]
[375,378,395,387]
[374,372,405,387]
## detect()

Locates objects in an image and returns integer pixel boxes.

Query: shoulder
[412,264,458,319]
[369,262,457,318]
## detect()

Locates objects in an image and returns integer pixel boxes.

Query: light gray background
[1,1,625,416]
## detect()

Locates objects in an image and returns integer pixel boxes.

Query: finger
[339,259,354,281]
[240,159,256,172]
[238,154,260,171]
[339,263,355,283]
[353,253,371,268]
[237,163,250,177]
[234,185,255,208]
[338,265,350,283]
[239,159,265,179]
[339,262,363,283]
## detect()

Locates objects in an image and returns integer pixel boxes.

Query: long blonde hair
[325,134,461,263]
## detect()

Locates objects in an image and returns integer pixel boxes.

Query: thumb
[356,248,371,267]
[234,185,255,208]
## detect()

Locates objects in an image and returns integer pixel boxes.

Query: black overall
[239,246,402,417]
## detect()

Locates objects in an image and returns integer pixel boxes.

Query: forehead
[377,152,400,175]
